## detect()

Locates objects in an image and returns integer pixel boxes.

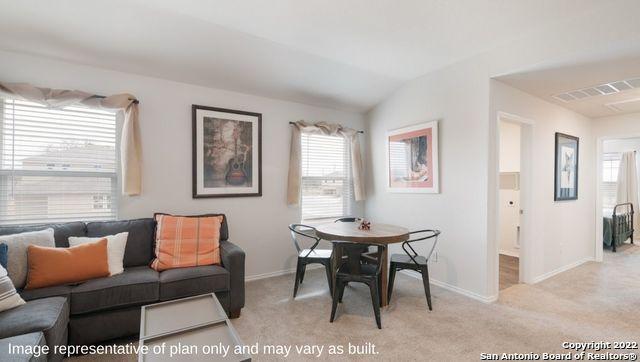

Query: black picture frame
[554,132,579,201]
[192,105,262,198]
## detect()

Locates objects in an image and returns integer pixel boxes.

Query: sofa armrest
[220,240,245,316]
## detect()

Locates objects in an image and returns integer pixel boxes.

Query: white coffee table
[139,293,250,361]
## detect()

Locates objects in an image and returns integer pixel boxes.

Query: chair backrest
[334,217,360,223]
[288,224,321,256]
[402,229,441,265]
[338,241,384,276]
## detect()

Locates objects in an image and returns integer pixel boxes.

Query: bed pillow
[151,214,223,271]
[25,239,110,290]
[68,232,128,276]
[0,264,25,312]
[0,243,7,269]
[1,228,55,288]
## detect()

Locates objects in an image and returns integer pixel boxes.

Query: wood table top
[315,222,410,244]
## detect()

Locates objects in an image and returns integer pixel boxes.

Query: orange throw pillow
[25,239,110,290]
[151,215,223,271]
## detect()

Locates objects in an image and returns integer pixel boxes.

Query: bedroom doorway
[598,137,640,258]
[496,113,533,291]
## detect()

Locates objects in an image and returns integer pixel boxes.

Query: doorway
[495,113,533,292]
[498,120,521,289]
[597,137,640,258]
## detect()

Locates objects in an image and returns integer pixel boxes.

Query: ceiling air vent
[553,76,640,102]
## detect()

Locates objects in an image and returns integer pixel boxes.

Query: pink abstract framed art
[386,121,439,193]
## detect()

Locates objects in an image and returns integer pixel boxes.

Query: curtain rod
[288,121,364,134]
[94,95,139,104]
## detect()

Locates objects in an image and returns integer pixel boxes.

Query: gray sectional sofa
[0,215,245,361]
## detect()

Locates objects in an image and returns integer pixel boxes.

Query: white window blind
[0,99,118,225]
[300,133,353,221]
[602,152,621,211]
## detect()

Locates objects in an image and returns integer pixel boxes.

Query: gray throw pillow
[2,228,55,289]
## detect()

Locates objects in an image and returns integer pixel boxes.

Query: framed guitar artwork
[192,105,262,198]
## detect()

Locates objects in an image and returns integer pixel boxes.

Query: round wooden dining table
[315,222,410,307]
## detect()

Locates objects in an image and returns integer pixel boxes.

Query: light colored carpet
[68,245,640,361]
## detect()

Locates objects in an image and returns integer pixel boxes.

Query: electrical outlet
[431,252,438,263]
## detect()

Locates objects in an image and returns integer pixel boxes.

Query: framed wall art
[554,132,579,201]
[387,120,439,193]
[192,105,262,198]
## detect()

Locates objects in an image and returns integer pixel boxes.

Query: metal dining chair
[330,242,384,329]
[387,229,440,310]
[288,224,334,298]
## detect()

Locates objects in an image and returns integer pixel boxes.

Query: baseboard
[530,257,594,284]
[400,270,498,303]
[245,264,322,282]
[499,250,520,258]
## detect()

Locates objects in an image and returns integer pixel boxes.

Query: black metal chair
[334,217,377,263]
[289,224,334,298]
[330,242,384,329]
[388,229,440,310]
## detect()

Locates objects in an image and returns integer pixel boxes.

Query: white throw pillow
[1,228,55,289]
[68,232,128,276]
[0,264,25,312]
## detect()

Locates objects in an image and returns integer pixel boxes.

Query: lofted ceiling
[496,47,640,118]
[0,0,632,112]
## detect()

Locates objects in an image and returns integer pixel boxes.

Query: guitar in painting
[225,124,248,185]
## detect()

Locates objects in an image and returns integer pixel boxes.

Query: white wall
[603,138,640,153]
[489,80,596,293]
[365,59,491,301]
[593,112,640,137]
[499,121,521,173]
[498,121,521,257]
[0,50,366,279]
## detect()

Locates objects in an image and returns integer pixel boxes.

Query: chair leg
[421,265,432,311]
[299,262,307,284]
[330,280,342,323]
[387,263,397,304]
[369,280,382,329]
[338,280,347,303]
[293,258,302,298]
[324,262,333,294]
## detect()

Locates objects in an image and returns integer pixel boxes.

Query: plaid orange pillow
[151,214,223,271]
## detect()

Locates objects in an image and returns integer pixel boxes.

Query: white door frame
[595,133,640,262]
[494,111,535,290]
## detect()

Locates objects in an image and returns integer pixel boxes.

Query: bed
[603,202,635,252]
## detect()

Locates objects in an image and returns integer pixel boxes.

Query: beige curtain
[616,151,639,234]
[287,120,365,205]
[0,82,142,195]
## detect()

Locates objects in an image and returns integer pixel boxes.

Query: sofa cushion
[0,264,25,312]
[159,265,229,301]
[19,285,73,302]
[0,332,47,362]
[0,243,7,269]
[151,214,223,271]
[25,239,110,290]
[86,219,155,267]
[0,297,69,352]
[70,266,158,315]
[0,222,86,248]
[1,229,55,289]
[154,213,229,241]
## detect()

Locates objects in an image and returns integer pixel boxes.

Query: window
[300,133,353,221]
[602,152,621,211]
[1,99,118,225]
